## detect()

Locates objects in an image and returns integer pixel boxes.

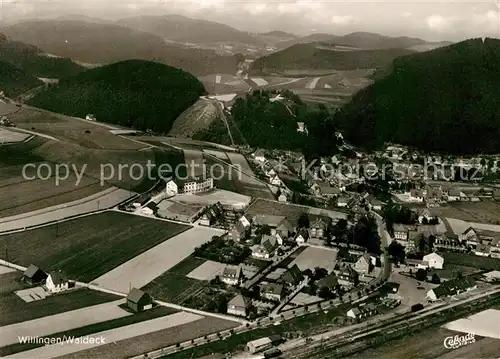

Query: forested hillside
[0,31,84,79]
[28,60,206,133]
[0,60,42,97]
[335,38,500,154]
[229,90,340,158]
[249,43,414,75]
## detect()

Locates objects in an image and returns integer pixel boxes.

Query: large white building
[165,177,214,195]
[422,253,444,269]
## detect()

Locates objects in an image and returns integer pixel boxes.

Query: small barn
[23,264,48,284]
[126,288,154,312]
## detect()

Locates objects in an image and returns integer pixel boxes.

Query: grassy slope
[0,60,42,97]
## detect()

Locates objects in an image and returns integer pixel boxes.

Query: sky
[1,0,499,41]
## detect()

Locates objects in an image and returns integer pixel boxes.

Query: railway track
[281,290,500,359]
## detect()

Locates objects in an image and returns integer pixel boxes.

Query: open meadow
[430,199,500,225]
[0,271,120,326]
[440,252,500,270]
[0,211,190,282]
[289,246,338,273]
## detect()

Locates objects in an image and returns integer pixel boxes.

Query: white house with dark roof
[253,149,266,163]
[221,265,242,286]
[261,283,284,301]
[227,294,251,317]
[45,272,69,293]
[422,253,444,269]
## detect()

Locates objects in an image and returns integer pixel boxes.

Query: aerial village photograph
[0,0,500,359]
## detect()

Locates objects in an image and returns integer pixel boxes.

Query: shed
[126,288,153,312]
[23,264,47,284]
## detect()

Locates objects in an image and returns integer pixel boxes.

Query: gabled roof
[48,271,68,285]
[281,264,303,284]
[317,273,338,288]
[127,288,149,303]
[339,265,358,278]
[261,234,279,248]
[393,223,408,233]
[431,277,476,298]
[253,149,265,158]
[262,283,284,296]
[232,220,246,234]
[253,214,287,227]
[262,239,277,253]
[296,228,309,239]
[228,294,251,308]
[24,264,44,278]
[276,218,293,232]
[222,265,241,279]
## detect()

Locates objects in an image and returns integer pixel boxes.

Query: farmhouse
[426,277,477,302]
[227,294,251,317]
[422,253,444,269]
[354,253,374,275]
[126,288,154,312]
[347,304,378,320]
[251,239,278,259]
[45,272,70,293]
[280,264,303,287]
[199,213,211,226]
[295,228,309,245]
[261,283,284,302]
[393,224,409,241]
[253,215,293,238]
[309,216,331,239]
[221,265,242,286]
[229,221,248,242]
[23,265,47,284]
[338,265,359,288]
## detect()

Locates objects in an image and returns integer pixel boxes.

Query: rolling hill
[0,20,242,75]
[282,31,452,51]
[0,32,85,79]
[117,15,264,46]
[249,43,414,75]
[27,60,207,134]
[0,60,42,97]
[335,38,500,155]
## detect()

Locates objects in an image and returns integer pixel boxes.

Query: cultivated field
[0,211,189,282]
[199,74,250,93]
[430,200,500,225]
[5,312,204,359]
[53,316,239,359]
[225,152,256,178]
[0,299,130,347]
[92,225,223,293]
[0,187,132,232]
[245,198,347,226]
[0,271,120,326]
[168,99,219,138]
[142,256,207,304]
[0,128,29,143]
[183,148,205,177]
[288,246,338,273]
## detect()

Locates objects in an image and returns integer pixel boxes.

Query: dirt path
[4,312,203,359]
[0,299,129,347]
[91,226,224,293]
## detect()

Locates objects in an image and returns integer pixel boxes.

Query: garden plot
[15,287,48,303]
[288,246,337,273]
[444,309,500,339]
[157,200,203,223]
[0,299,129,347]
[0,128,29,143]
[186,260,227,281]
[92,226,224,293]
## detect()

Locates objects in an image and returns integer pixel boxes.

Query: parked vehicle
[411,303,424,312]
[263,348,282,358]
